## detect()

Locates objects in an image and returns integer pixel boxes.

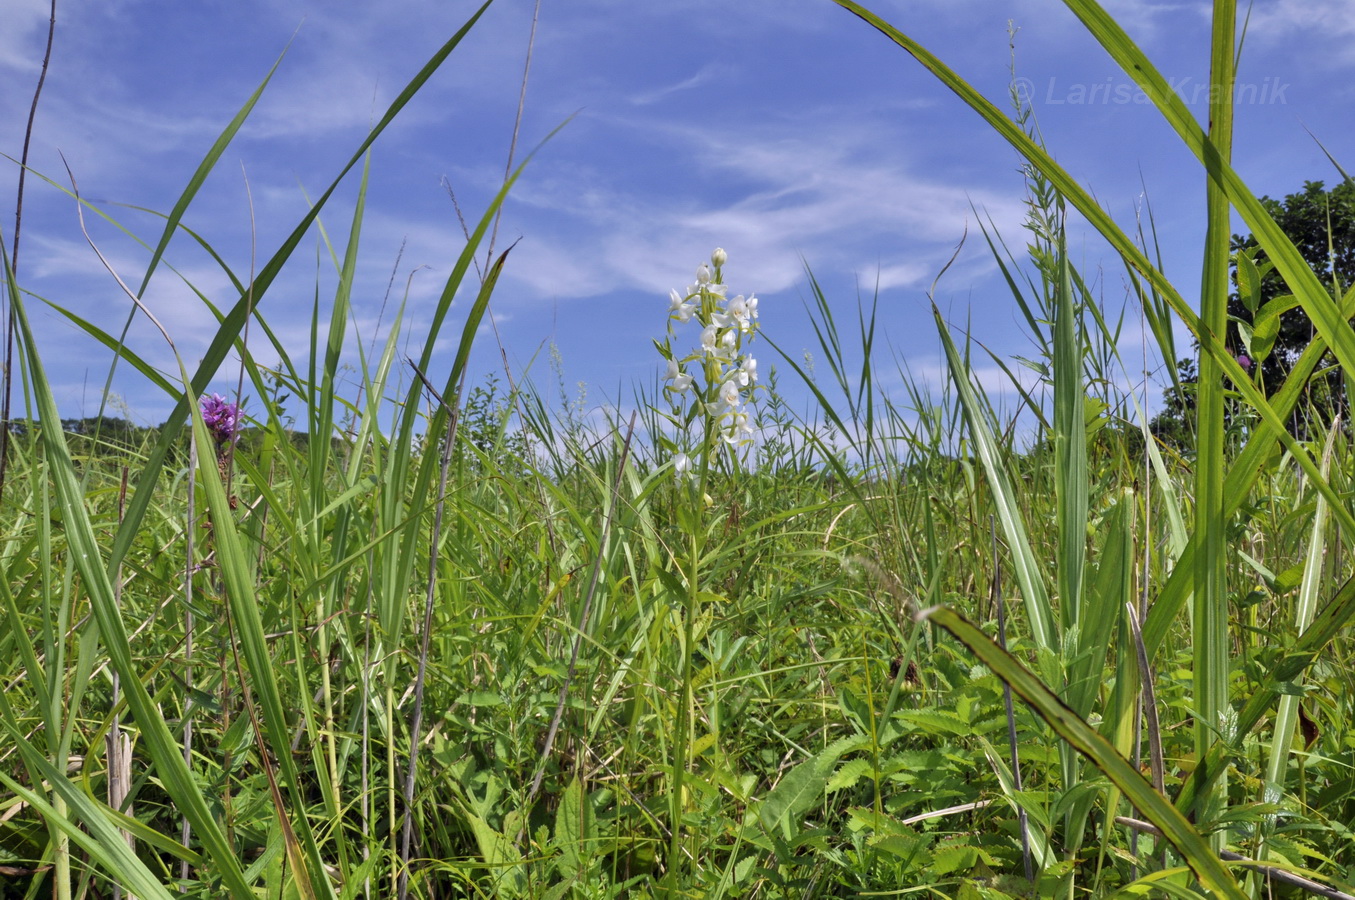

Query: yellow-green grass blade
[933,304,1056,651]
[1190,0,1237,844]
[922,604,1248,900]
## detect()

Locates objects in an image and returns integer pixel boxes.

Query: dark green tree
[1154,178,1355,442]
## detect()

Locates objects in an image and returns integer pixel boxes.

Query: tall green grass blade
[0,761,175,900]
[40,303,181,398]
[1055,0,1355,389]
[933,303,1056,651]
[1190,0,1237,845]
[186,406,334,900]
[1051,218,1088,677]
[132,45,290,299]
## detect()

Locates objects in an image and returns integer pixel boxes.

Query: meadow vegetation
[4,1,1355,898]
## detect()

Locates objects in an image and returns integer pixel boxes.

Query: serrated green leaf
[896,708,971,736]
[931,842,978,876]
[827,758,874,793]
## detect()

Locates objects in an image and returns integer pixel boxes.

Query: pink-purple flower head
[201,393,242,446]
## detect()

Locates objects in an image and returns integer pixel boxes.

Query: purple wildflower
[1236,353,1253,371]
[201,393,242,447]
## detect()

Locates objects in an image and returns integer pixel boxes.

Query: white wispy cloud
[629,63,731,106]
[1246,0,1355,67]
[494,103,1028,309]
[0,0,55,72]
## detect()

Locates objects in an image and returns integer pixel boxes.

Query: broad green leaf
[555,777,592,876]
[1250,295,1301,364]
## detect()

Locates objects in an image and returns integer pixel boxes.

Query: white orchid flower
[722,410,754,444]
[727,356,757,388]
[669,288,696,322]
[673,452,693,481]
[664,357,694,393]
[700,324,719,355]
[717,379,740,412]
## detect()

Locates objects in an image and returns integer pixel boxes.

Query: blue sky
[3,0,1353,434]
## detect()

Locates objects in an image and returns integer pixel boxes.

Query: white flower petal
[700,325,718,353]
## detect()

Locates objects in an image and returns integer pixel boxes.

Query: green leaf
[896,708,972,737]
[758,737,865,835]
[554,777,592,876]
[1250,295,1300,364]
[1236,251,1262,313]
[827,758,874,793]
[1235,320,1255,358]
[930,842,979,876]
